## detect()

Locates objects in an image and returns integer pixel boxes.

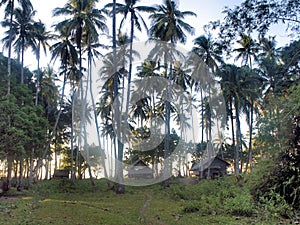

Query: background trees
[0,1,298,208]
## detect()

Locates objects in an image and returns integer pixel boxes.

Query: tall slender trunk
[29,148,34,184]
[5,1,14,190]
[112,0,125,194]
[18,157,23,188]
[35,43,41,106]
[44,159,49,180]
[200,88,205,156]
[121,15,134,188]
[162,61,171,188]
[6,153,13,189]
[21,36,25,84]
[7,0,14,95]
[70,81,76,184]
[245,100,254,172]
[124,12,134,120]
[89,53,108,179]
[235,101,242,174]
[80,56,94,185]
[246,59,254,173]
[229,100,237,174]
[71,27,83,184]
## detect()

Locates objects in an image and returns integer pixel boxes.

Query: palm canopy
[258,35,278,61]
[32,21,51,58]
[50,26,78,69]
[217,64,262,117]
[234,33,259,67]
[105,0,155,33]
[149,0,196,44]
[53,0,108,49]
[1,6,36,56]
[0,0,33,17]
[192,35,223,73]
[1,5,36,83]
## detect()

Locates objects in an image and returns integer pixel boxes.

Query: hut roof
[190,156,230,172]
[130,159,149,167]
[128,159,152,172]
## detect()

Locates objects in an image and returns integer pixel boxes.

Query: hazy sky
[0,0,292,70]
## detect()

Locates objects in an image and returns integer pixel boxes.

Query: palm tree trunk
[235,102,242,174]
[21,36,25,84]
[162,62,171,188]
[35,44,41,106]
[200,88,205,155]
[72,24,83,183]
[4,2,14,190]
[229,100,237,174]
[89,54,108,179]
[6,153,13,189]
[81,57,95,186]
[71,83,76,184]
[112,0,125,194]
[124,12,135,118]
[18,157,23,188]
[245,100,254,172]
[7,0,14,95]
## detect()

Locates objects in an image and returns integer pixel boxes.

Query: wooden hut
[53,169,69,179]
[190,156,230,179]
[128,160,153,179]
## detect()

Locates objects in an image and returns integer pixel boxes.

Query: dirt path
[139,193,153,223]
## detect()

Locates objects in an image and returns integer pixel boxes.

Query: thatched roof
[190,156,230,172]
[128,159,152,172]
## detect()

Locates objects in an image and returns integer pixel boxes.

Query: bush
[174,176,256,217]
[224,191,255,216]
[182,200,200,213]
[251,85,300,216]
[250,151,300,217]
[259,189,293,219]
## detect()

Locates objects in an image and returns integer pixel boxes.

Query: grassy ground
[0,176,296,225]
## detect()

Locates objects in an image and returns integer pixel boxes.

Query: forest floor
[0,177,298,225]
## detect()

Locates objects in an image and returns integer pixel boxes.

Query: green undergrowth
[0,177,295,225]
[169,176,255,217]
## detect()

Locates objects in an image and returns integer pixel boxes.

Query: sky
[0,0,293,71]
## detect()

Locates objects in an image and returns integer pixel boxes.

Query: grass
[0,176,295,225]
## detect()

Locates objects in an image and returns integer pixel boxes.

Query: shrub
[259,189,293,219]
[176,176,256,216]
[182,200,200,213]
[224,191,255,216]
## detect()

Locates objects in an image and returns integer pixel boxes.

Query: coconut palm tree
[149,0,196,187]
[31,26,80,183]
[53,0,107,80]
[0,0,32,94]
[234,33,259,68]
[2,5,36,84]
[103,1,155,193]
[259,35,278,61]
[242,67,263,172]
[191,35,223,159]
[192,35,223,73]
[32,20,52,105]
[53,0,107,183]
[217,64,245,174]
[234,33,261,173]
[105,0,155,115]
[149,0,196,44]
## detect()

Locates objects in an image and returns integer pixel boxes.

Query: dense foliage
[0,2,299,220]
[251,85,300,213]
